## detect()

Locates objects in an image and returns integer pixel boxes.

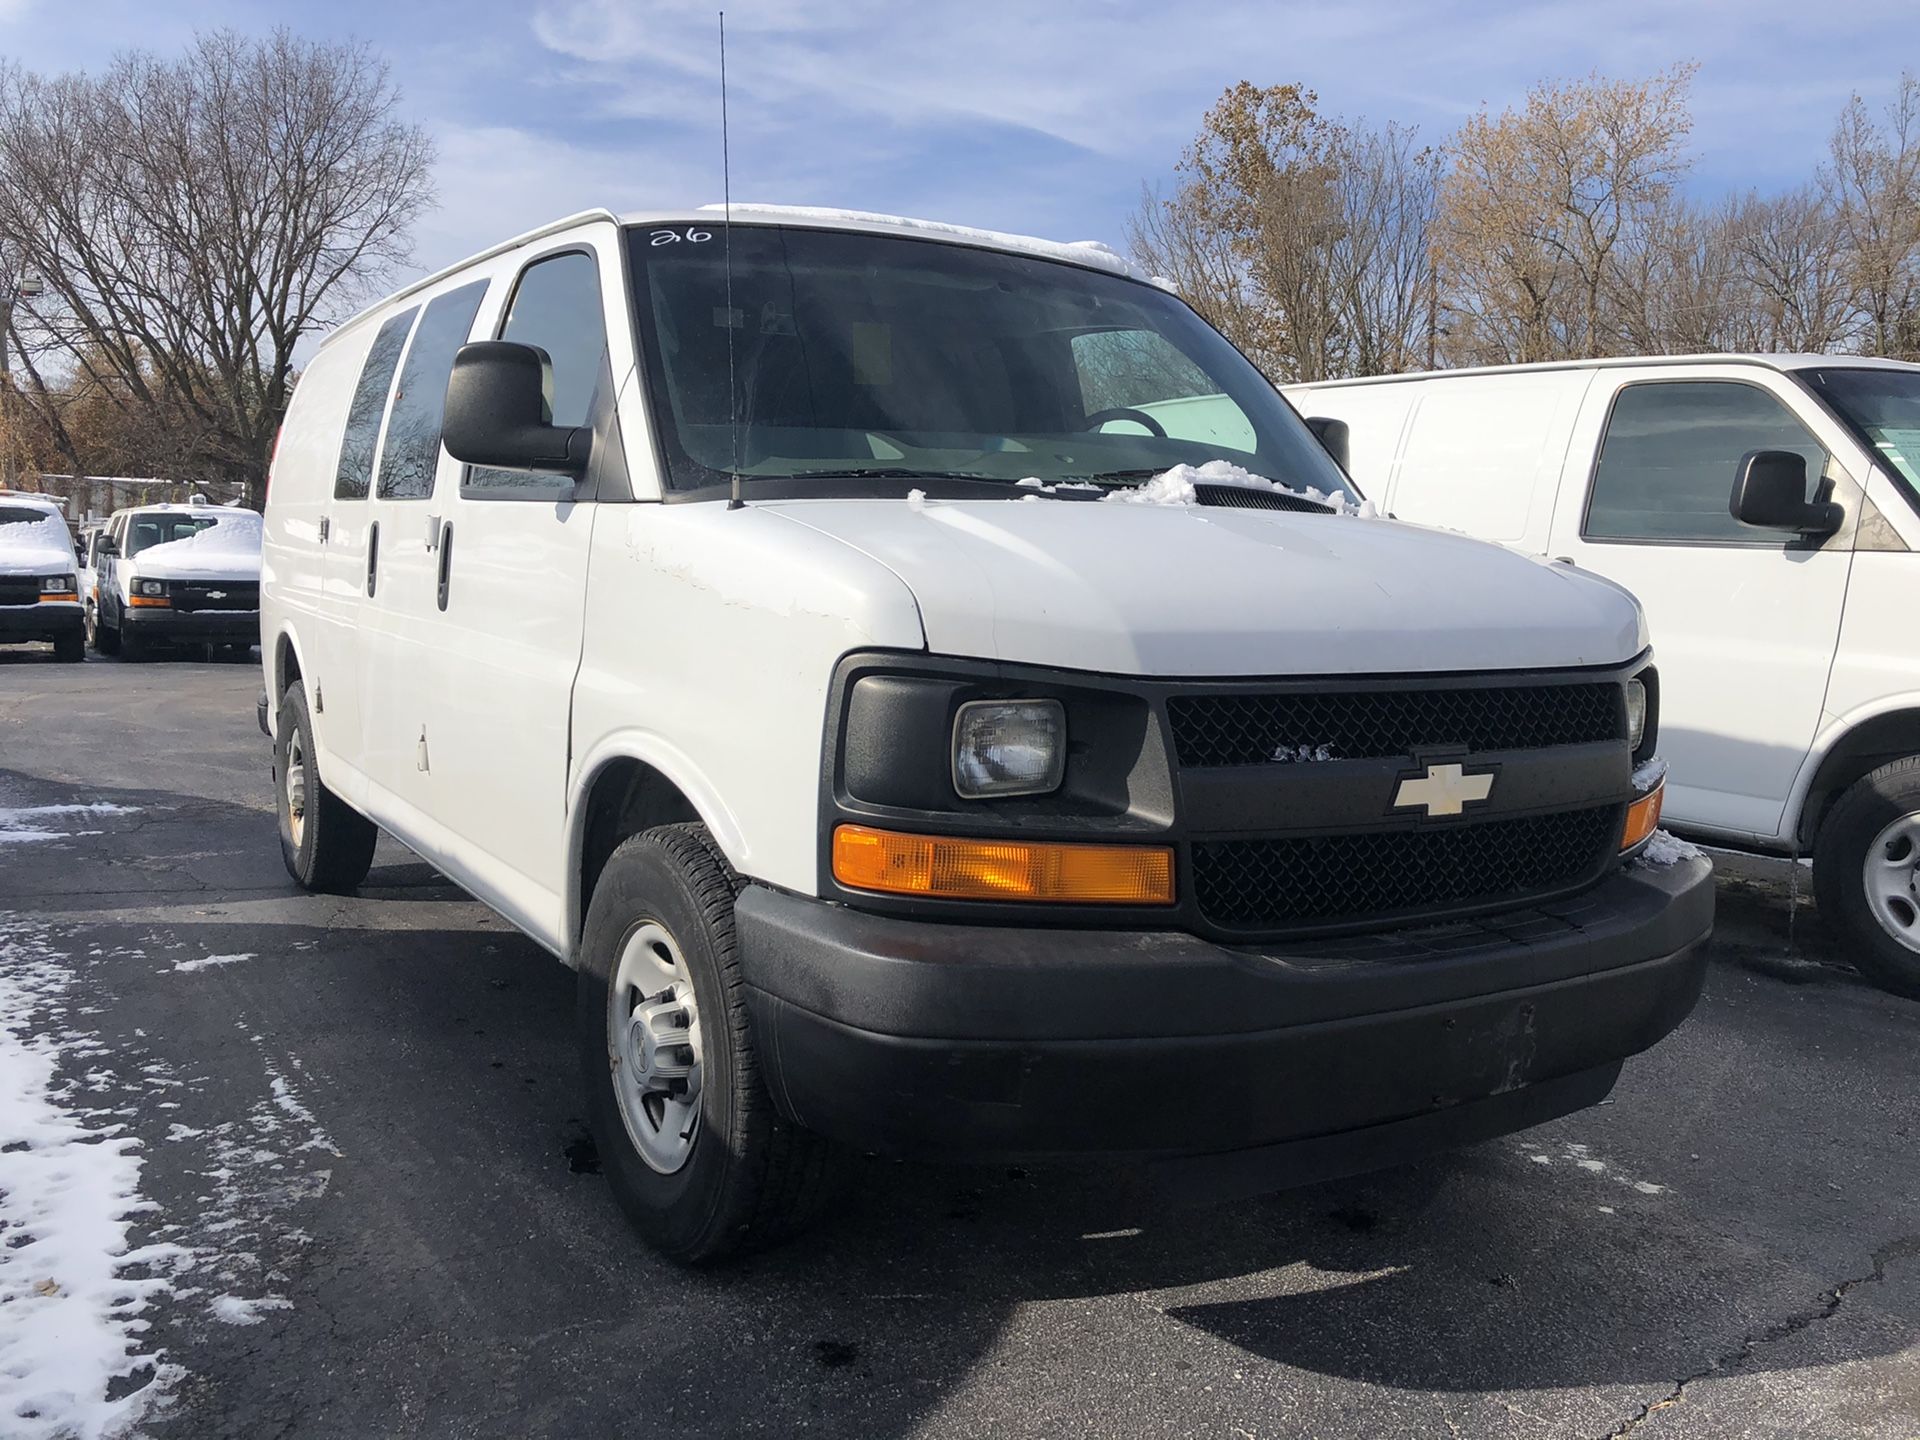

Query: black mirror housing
[1305,416,1350,473]
[442,341,592,477]
[95,535,118,557]
[1730,449,1842,535]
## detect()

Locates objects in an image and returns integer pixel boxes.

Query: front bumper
[0,602,82,641]
[736,855,1713,1190]
[124,607,260,645]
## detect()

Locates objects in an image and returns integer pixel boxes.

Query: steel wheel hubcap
[608,920,703,1173]
[1863,812,1920,952]
[285,729,308,848]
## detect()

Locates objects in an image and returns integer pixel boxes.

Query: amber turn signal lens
[37,592,77,604]
[127,595,172,608]
[1621,784,1664,852]
[832,824,1175,904]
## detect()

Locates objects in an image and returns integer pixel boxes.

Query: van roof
[321,204,1153,354]
[1284,353,1920,392]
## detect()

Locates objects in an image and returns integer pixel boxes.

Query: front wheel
[89,604,120,655]
[578,824,838,1263]
[1814,756,1920,999]
[274,682,378,893]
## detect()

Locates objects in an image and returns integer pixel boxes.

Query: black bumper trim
[0,604,81,640]
[124,608,260,643]
[735,856,1712,1167]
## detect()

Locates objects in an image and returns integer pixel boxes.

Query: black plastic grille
[0,577,39,607]
[170,580,258,613]
[1193,804,1625,931]
[1193,483,1334,514]
[1168,682,1622,767]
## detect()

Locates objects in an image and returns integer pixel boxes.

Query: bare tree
[1831,73,1920,360]
[1127,84,1439,381]
[0,30,434,505]
[1434,65,1697,364]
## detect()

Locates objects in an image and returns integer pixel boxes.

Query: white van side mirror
[442,341,592,478]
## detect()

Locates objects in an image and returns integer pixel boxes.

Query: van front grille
[0,577,39,607]
[1192,804,1625,932]
[170,580,258,613]
[1167,682,1623,768]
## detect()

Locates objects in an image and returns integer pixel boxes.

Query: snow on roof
[691,203,1150,281]
[1285,353,1920,391]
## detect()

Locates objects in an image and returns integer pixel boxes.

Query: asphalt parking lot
[2,647,1916,1440]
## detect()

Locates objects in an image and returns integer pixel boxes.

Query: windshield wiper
[778,467,1002,482]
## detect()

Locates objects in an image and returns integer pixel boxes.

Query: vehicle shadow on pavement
[7,771,1916,1437]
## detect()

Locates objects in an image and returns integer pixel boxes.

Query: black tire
[1814,756,1920,999]
[119,626,148,662]
[90,605,120,656]
[578,824,838,1263]
[52,629,83,663]
[274,682,378,893]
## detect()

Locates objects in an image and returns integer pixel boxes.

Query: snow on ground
[0,806,140,847]
[0,913,184,1440]
[168,954,255,975]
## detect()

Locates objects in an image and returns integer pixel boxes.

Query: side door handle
[318,515,330,543]
[436,522,453,612]
[366,521,380,598]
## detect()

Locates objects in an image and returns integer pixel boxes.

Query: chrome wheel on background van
[1815,756,1920,999]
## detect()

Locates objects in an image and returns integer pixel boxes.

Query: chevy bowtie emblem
[1394,762,1495,818]
[208,590,227,600]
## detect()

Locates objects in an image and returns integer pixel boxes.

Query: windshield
[1803,367,1920,502]
[125,513,228,555]
[0,504,55,528]
[625,224,1355,500]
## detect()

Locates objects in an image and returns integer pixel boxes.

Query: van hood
[130,516,262,582]
[0,517,76,577]
[762,497,1647,677]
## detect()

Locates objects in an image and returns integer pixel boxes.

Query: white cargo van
[0,492,82,661]
[1287,356,1920,997]
[86,499,263,659]
[262,206,1711,1260]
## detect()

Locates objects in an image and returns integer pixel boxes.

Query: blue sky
[1,0,1916,288]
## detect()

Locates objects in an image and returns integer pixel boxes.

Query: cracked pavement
[2,652,1917,1439]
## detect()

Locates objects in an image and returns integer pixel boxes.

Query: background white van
[1288,356,1920,995]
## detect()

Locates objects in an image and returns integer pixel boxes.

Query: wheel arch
[566,738,748,966]
[1792,701,1920,850]
[269,626,313,730]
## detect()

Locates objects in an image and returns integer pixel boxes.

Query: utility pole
[0,270,44,490]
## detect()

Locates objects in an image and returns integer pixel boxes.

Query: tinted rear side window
[1586,381,1827,543]
[335,308,417,500]
[376,281,489,500]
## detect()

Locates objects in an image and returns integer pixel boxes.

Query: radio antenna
[720,11,742,510]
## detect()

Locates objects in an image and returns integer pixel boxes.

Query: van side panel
[1289,385,1415,506]
[1387,371,1591,550]
[262,330,367,787]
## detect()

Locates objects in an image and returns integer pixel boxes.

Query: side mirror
[1305,416,1350,473]
[1730,450,1842,536]
[441,341,591,477]
[95,536,118,558]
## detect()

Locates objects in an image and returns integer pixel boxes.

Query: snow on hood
[762,493,1647,678]
[0,512,77,578]
[131,512,262,582]
[1096,460,1375,517]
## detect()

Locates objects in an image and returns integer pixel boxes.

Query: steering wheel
[1083,407,1167,438]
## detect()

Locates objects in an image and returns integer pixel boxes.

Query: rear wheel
[52,629,83,663]
[578,824,838,1263]
[275,682,378,893]
[1814,756,1920,999]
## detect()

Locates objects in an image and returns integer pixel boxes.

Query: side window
[1586,381,1829,543]
[335,307,417,500]
[1071,328,1255,453]
[466,250,608,493]
[375,280,489,501]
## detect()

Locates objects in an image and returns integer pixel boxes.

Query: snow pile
[1098,460,1376,517]
[0,510,77,570]
[169,953,256,975]
[697,203,1147,281]
[1638,830,1704,867]
[0,914,183,1440]
[136,511,261,564]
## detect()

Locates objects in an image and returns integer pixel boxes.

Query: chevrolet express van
[261,206,1712,1260]
[87,499,263,660]
[0,492,82,661]
[1287,356,1920,999]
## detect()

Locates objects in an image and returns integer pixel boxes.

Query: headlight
[40,574,75,594]
[136,578,167,597]
[1625,678,1647,752]
[952,699,1066,798]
